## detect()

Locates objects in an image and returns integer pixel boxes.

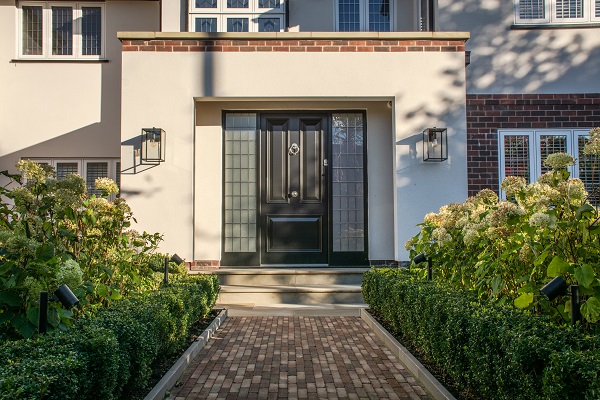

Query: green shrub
[363,268,600,399]
[0,274,219,400]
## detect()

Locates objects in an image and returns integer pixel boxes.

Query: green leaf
[576,204,595,220]
[27,306,39,326]
[547,256,572,277]
[0,291,22,307]
[96,284,108,298]
[589,224,600,236]
[574,265,596,288]
[36,243,55,262]
[581,297,600,323]
[108,290,122,301]
[534,251,549,267]
[514,292,534,309]
[517,284,533,293]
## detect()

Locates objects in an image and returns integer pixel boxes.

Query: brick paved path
[170,316,430,400]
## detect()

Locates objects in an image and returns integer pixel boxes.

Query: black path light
[412,253,432,280]
[164,253,184,286]
[38,285,79,334]
[540,276,581,325]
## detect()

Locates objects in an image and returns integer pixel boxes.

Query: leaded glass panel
[56,162,78,180]
[259,0,280,7]
[519,0,546,19]
[224,113,257,253]
[338,0,361,31]
[227,0,249,8]
[52,7,73,55]
[504,135,530,181]
[556,0,583,18]
[82,7,101,56]
[332,113,364,252]
[578,136,600,205]
[369,0,390,31]
[22,6,43,55]
[86,162,108,196]
[540,135,567,174]
[258,18,280,32]
[227,18,249,32]
[196,0,217,7]
[195,17,217,32]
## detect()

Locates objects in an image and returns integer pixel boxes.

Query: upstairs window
[19,2,104,59]
[336,0,393,32]
[514,0,600,25]
[190,0,285,32]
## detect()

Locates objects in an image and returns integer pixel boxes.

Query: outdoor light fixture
[423,127,448,162]
[38,285,79,334]
[412,253,432,280]
[540,277,581,325]
[141,128,166,164]
[164,253,184,286]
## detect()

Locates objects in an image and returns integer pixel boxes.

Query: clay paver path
[170,316,430,400]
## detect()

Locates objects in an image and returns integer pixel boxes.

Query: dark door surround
[220,111,369,267]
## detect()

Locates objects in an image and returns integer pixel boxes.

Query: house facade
[1,0,598,266]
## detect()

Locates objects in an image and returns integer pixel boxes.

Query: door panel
[261,114,328,264]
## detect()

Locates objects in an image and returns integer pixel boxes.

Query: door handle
[290,191,298,198]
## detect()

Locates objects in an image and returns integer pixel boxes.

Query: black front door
[260,114,329,264]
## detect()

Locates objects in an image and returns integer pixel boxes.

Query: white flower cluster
[95,177,119,196]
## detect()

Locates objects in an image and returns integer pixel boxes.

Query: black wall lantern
[141,128,166,164]
[423,127,448,162]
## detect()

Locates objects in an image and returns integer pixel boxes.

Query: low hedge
[363,268,600,400]
[0,274,219,400]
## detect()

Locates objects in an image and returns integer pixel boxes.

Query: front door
[260,114,328,265]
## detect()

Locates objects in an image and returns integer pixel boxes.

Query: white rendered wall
[438,0,600,94]
[0,1,159,172]
[121,49,468,261]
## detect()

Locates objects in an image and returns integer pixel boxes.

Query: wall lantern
[540,276,581,325]
[141,128,166,164]
[38,285,79,334]
[423,127,448,162]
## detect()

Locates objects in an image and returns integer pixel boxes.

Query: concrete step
[192,267,369,310]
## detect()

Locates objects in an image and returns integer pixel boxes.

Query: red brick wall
[467,93,600,197]
[121,39,465,52]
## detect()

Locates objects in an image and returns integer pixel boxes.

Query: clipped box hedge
[0,274,219,400]
[362,268,600,400]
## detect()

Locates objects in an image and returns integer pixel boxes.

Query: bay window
[190,0,285,32]
[336,0,393,32]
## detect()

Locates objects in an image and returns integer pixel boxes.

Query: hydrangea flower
[543,152,575,171]
[501,176,527,198]
[95,177,119,196]
[56,259,83,289]
[529,212,552,229]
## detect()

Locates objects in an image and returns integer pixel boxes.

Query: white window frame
[54,159,82,179]
[17,2,106,60]
[514,0,600,25]
[498,129,594,198]
[334,0,395,32]
[189,0,285,32]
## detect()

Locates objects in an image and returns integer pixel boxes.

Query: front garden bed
[362,268,600,400]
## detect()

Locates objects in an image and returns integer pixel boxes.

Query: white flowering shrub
[0,161,164,339]
[407,127,600,327]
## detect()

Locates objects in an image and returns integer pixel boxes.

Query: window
[499,130,600,203]
[189,0,285,32]
[514,0,600,25]
[24,158,120,196]
[336,0,393,32]
[19,2,104,59]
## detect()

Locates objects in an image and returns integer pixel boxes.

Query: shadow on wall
[438,0,600,93]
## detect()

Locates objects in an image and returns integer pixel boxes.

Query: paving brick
[169,317,431,399]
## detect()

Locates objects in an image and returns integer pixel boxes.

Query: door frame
[220,110,369,266]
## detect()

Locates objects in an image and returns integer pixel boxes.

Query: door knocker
[288,143,300,156]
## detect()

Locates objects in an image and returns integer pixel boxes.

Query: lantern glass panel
[141,128,165,163]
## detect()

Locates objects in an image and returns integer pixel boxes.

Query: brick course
[121,39,465,53]
[467,93,600,197]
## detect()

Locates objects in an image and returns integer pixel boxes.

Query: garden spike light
[412,253,432,281]
[540,276,581,325]
[38,285,79,334]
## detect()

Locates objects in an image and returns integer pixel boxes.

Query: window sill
[511,23,600,30]
[10,59,109,63]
